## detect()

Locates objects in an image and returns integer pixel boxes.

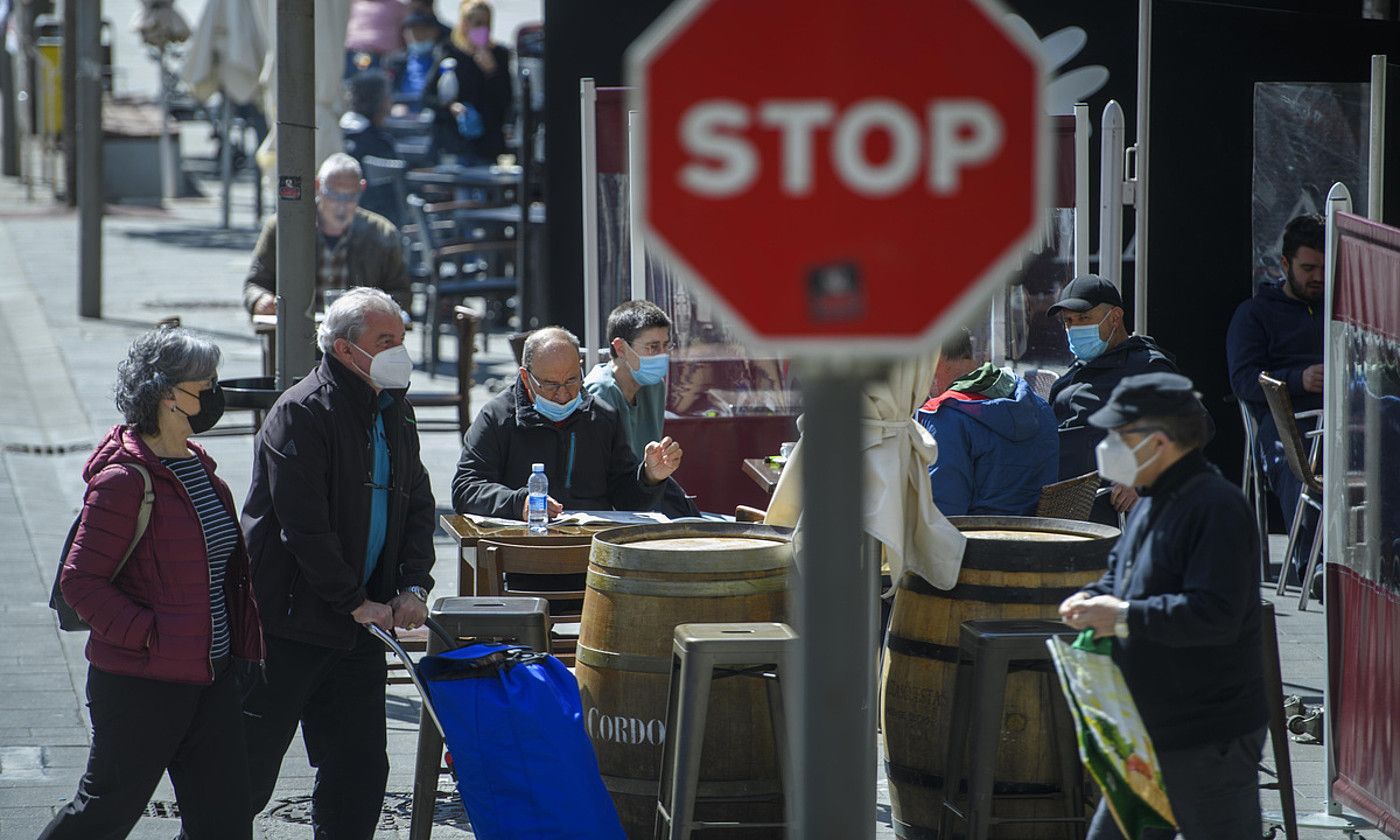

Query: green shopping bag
[1047,630,1175,839]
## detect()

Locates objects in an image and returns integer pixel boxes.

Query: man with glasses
[242,153,411,317]
[1059,372,1266,839]
[452,326,683,520]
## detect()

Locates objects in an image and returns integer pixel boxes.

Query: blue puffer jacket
[916,378,1059,517]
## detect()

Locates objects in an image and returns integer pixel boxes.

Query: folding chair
[1258,373,1324,609]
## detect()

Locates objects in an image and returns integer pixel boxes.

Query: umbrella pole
[220,93,232,229]
[158,46,174,202]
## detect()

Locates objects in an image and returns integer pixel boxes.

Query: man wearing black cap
[1060,373,1267,839]
[1046,275,1178,515]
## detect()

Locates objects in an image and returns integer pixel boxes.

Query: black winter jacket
[242,356,436,650]
[1048,335,1179,478]
[1081,451,1268,750]
[452,380,663,518]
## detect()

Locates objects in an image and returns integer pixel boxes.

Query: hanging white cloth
[181,0,268,105]
[254,0,353,173]
[766,356,966,590]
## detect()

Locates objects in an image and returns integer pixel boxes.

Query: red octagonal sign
[630,0,1047,356]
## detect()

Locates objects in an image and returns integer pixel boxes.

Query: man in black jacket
[453,326,682,520]
[241,287,435,838]
[1047,274,1179,516]
[1060,373,1267,840]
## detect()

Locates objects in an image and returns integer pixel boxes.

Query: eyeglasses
[319,187,361,204]
[528,371,583,398]
[632,339,678,355]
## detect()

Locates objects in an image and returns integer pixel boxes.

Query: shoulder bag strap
[111,463,155,581]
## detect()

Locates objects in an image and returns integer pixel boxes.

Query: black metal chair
[360,155,409,229]
[406,194,518,374]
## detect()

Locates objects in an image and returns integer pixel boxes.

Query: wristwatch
[404,585,429,604]
[1114,603,1131,639]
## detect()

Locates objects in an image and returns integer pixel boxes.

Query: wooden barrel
[879,516,1119,840]
[576,523,791,840]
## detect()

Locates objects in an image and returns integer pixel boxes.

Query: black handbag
[49,463,154,632]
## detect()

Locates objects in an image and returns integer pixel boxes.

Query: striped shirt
[161,456,236,659]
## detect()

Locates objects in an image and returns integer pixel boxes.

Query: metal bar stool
[408,597,552,840]
[937,619,1086,840]
[654,622,795,840]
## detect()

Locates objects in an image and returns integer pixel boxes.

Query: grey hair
[114,327,221,435]
[521,326,580,372]
[348,70,390,119]
[318,152,362,183]
[317,286,404,354]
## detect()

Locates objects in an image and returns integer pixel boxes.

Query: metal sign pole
[274,0,317,388]
[76,0,102,319]
[791,360,878,840]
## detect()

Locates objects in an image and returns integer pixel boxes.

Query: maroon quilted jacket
[60,426,264,684]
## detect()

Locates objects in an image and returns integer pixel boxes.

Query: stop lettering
[630,0,1045,352]
[680,97,1004,199]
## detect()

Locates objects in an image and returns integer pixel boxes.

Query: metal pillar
[220,95,233,228]
[579,77,600,356]
[1,42,18,177]
[274,0,317,388]
[791,362,878,840]
[1099,100,1126,290]
[1073,102,1090,277]
[1133,0,1151,333]
[62,7,76,205]
[628,109,646,302]
[1369,55,1385,222]
[76,1,102,318]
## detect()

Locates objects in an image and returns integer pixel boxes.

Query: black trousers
[1086,726,1267,840]
[243,630,389,840]
[38,660,250,840]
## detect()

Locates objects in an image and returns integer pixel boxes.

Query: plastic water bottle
[527,463,549,534]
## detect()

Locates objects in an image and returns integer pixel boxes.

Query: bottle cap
[531,462,544,471]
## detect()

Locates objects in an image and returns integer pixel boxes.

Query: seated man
[1226,213,1324,588]
[340,71,404,226]
[452,327,684,520]
[1046,274,1179,515]
[584,300,672,460]
[384,11,450,114]
[243,153,410,317]
[916,329,1058,516]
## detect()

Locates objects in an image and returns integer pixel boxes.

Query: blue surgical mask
[1066,313,1116,361]
[630,353,669,387]
[533,393,581,422]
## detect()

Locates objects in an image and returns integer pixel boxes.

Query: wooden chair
[406,194,518,373]
[411,305,480,435]
[475,536,594,664]
[1034,471,1100,521]
[1022,368,1060,402]
[1258,373,1325,608]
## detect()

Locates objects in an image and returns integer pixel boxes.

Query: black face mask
[175,383,226,434]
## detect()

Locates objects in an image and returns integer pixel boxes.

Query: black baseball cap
[1088,372,1205,429]
[1047,274,1123,317]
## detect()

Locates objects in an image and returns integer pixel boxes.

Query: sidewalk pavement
[0,170,1363,838]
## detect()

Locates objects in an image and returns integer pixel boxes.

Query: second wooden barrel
[576,523,791,840]
[880,516,1119,840]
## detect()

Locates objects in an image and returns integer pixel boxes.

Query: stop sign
[630,0,1047,355]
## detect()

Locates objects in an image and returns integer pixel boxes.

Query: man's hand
[351,599,394,632]
[253,294,277,316]
[521,494,564,522]
[1060,594,1127,637]
[643,436,684,484]
[1302,363,1325,394]
[388,593,428,630]
[1109,483,1140,514]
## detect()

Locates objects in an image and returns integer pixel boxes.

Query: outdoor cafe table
[406,163,520,205]
[439,513,618,596]
[742,457,783,496]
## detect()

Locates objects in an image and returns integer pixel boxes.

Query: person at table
[1226,213,1325,590]
[422,0,512,164]
[452,326,683,520]
[916,327,1057,516]
[242,153,410,317]
[1046,274,1178,516]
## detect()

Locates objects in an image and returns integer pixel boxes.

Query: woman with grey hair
[41,327,264,840]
